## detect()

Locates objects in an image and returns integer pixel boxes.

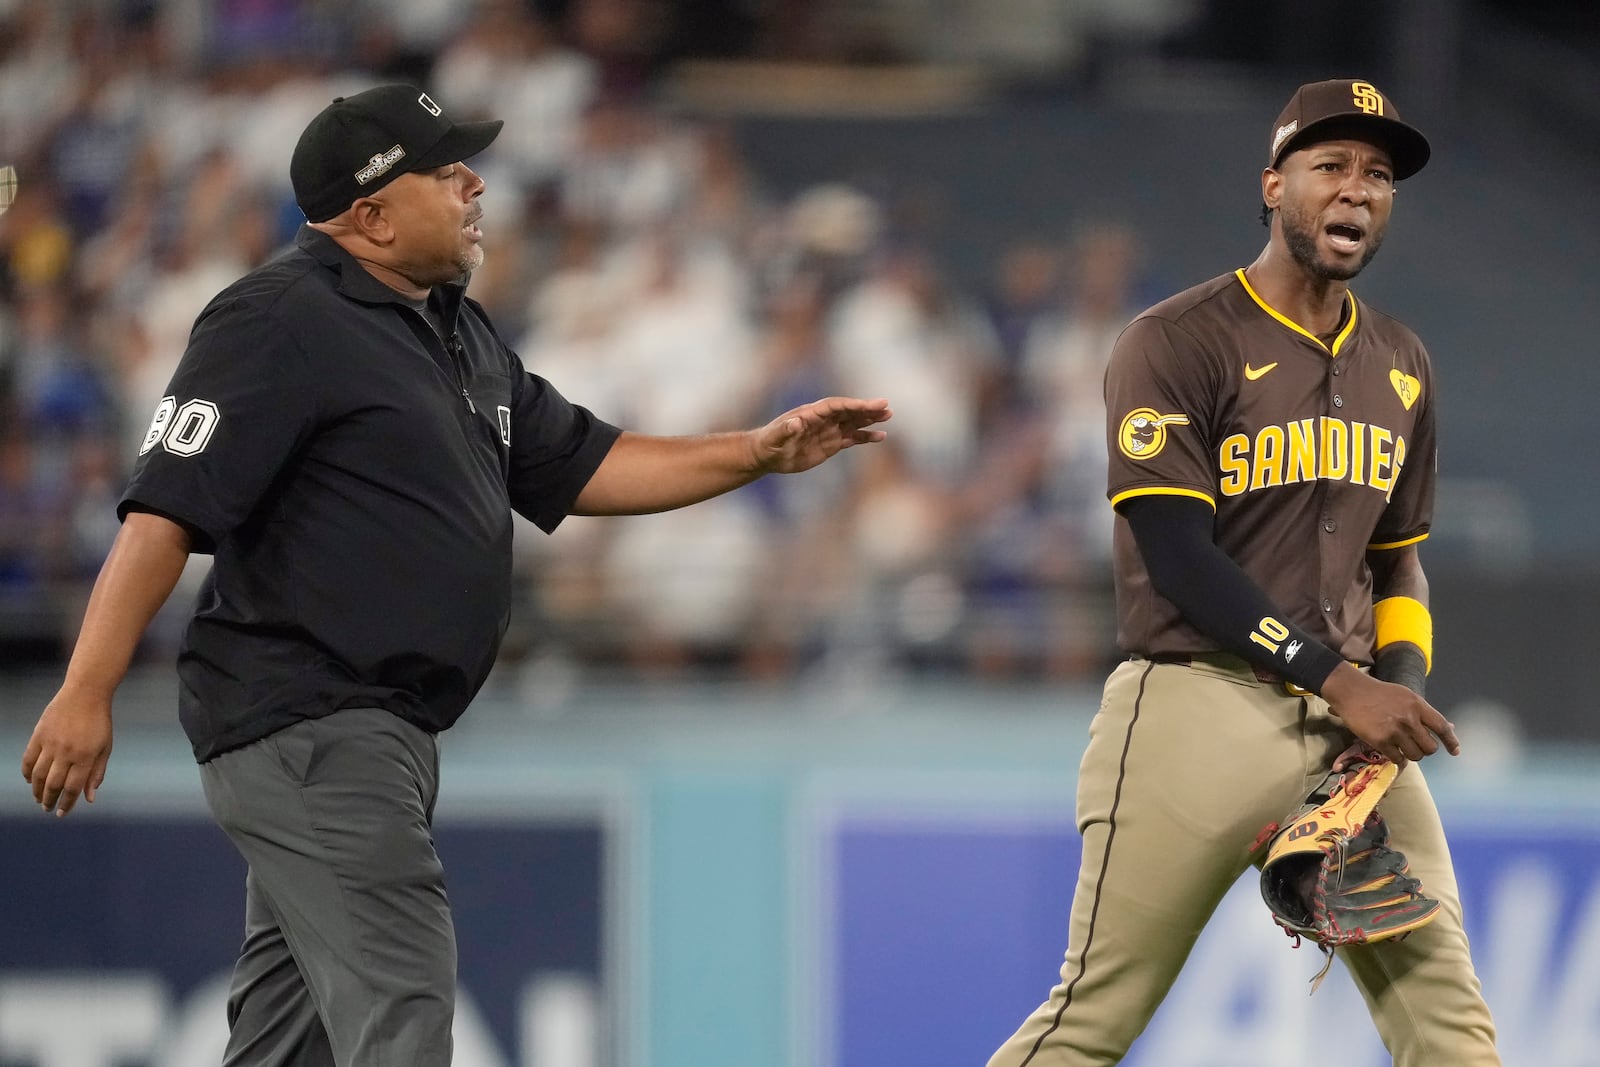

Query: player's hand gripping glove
[1254,751,1441,991]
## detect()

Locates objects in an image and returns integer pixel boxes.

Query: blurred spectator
[0,432,47,599]
[983,241,1061,368]
[41,17,162,240]
[733,270,859,676]
[845,438,961,640]
[518,219,632,415]
[200,0,344,71]
[1019,220,1142,561]
[605,223,758,432]
[601,495,772,671]
[979,238,1063,432]
[0,1,78,168]
[568,0,665,99]
[44,431,124,586]
[350,0,472,81]
[1,180,75,293]
[74,182,162,309]
[433,0,599,191]
[6,283,118,449]
[680,120,769,250]
[560,94,702,233]
[778,182,882,300]
[828,244,1000,482]
[818,246,1003,671]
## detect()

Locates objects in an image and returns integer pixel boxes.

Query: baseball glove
[1255,752,1441,991]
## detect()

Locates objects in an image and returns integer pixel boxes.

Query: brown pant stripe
[1014,659,1153,1066]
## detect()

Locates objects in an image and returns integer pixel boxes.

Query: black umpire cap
[291,85,503,222]
[1268,78,1431,181]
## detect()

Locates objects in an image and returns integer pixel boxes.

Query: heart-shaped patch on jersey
[1390,369,1421,411]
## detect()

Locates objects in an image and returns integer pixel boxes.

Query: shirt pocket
[465,370,513,453]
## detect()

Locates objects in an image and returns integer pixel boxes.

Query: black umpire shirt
[122,226,621,761]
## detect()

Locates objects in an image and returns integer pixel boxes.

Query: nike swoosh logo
[1244,362,1279,380]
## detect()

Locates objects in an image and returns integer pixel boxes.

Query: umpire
[22,85,890,1065]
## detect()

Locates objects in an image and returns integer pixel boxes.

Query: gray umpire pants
[199,707,456,1067]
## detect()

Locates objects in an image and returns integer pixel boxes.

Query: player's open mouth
[464,212,483,240]
[1326,223,1364,251]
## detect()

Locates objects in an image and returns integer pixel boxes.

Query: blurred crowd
[0,0,1159,686]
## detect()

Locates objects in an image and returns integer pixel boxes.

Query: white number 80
[140,396,221,457]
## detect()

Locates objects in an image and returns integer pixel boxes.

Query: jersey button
[1322,598,1334,612]
[1323,519,1337,533]
[1332,394,1344,408]
[1332,366,1342,376]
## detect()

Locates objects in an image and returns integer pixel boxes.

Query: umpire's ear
[345,196,399,247]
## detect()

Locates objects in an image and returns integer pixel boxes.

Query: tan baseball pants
[987,655,1500,1066]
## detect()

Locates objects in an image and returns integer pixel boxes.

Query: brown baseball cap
[1268,79,1430,180]
[290,85,503,222]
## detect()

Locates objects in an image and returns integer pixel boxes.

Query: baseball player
[20,85,890,1066]
[987,79,1500,1065]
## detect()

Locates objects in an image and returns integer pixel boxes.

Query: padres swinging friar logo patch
[1118,408,1191,460]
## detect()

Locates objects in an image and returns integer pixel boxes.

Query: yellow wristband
[1373,596,1433,674]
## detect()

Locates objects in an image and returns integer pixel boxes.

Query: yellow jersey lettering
[1219,434,1249,496]
[1350,421,1367,486]
[1368,426,1394,492]
[1286,418,1317,485]
[1249,426,1286,490]
[1215,421,1408,499]
[1320,417,1348,481]
[1387,436,1408,502]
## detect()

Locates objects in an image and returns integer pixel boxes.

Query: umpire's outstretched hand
[753,396,892,474]
[1321,661,1460,768]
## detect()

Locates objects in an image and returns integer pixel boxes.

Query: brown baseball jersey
[1104,268,1437,663]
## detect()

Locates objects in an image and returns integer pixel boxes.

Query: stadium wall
[2,686,1597,1067]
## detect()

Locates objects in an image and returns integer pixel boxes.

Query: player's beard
[1279,202,1385,282]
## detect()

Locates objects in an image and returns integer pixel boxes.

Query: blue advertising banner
[0,814,608,1067]
[828,810,1600,1067]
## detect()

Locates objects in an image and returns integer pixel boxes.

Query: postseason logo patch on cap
[1271,121,1298,159]
[355,145,406,186]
